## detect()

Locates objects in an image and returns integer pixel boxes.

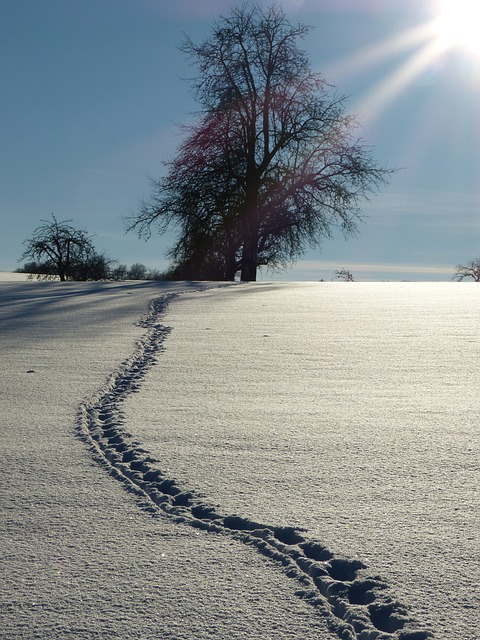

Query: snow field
[120,282,479,640]
[1,279,478,639]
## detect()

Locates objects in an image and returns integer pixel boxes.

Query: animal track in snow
[76,291,433,640]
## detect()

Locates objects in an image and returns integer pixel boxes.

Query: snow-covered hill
[1,279,478,639]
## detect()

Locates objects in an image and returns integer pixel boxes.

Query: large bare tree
[128,4,391,281]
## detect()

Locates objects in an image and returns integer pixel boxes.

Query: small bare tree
[333,268,355,281]
[127,263,148,280]
[453,258,480,282]
[20,214,106,281]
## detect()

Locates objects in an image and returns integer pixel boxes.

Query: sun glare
[328,1,480,123]
[434,0,480,55]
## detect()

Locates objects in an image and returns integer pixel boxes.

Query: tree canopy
[127,4,391,281]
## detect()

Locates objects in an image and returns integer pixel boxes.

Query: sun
[433,0,480,55]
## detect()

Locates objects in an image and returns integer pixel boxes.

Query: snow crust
[1,279,478,639]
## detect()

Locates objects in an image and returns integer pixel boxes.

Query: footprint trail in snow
[77,291,433,640]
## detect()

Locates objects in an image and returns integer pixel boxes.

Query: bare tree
[453,258,480,282]
[19,215,108,281]
[110,263,128,281]
[68,247,114,281]
[125,263,146,280]
[333,268,355,281]
[127,4,391,281]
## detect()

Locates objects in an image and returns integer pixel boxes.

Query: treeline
[16,260,167,281]
[16,215,174,282]
[18,6,392,282]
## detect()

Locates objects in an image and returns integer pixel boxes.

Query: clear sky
[1,0,479,281]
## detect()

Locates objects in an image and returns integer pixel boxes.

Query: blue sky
[1,0,479,281]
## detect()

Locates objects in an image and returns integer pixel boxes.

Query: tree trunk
[240,227,258,281]
[240,171,260,281]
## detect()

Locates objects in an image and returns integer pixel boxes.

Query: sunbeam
[325,20,435,81]
[321,1,480,124]
[352,38,445,123]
